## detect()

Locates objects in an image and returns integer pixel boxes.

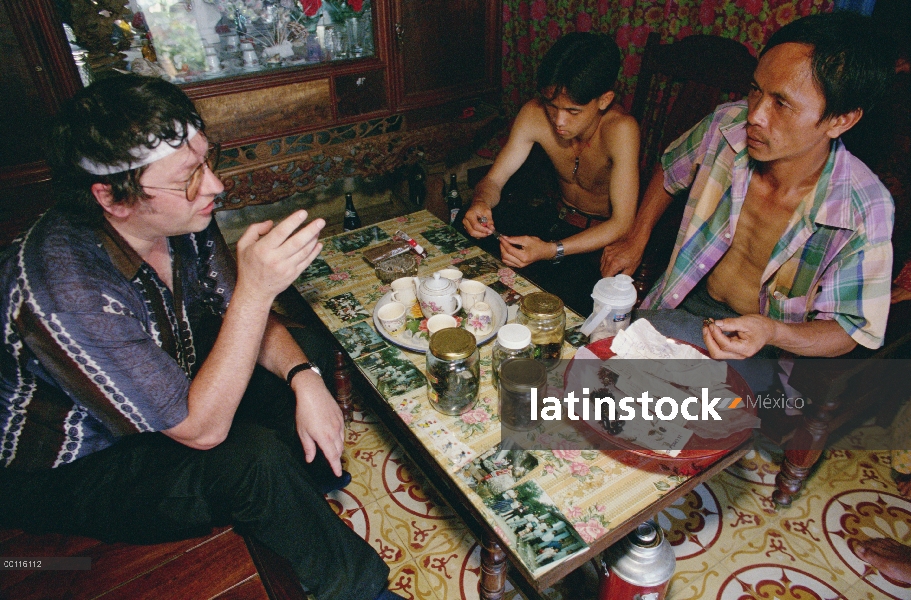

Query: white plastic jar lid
[591,274,636,305]
[497,323,532,349]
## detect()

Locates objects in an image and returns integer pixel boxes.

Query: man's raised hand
[235,210,324,304]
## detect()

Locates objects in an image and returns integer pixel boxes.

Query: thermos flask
[598,520,675,600]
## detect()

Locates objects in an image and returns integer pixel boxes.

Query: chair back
[631,33,758,177]
[630,33,757,301]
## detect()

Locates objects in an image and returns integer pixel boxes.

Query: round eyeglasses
[142,142,221,202]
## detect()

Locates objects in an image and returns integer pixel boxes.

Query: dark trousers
[0,328,389,600]
[462,196,603,316]
[635,278,779,395]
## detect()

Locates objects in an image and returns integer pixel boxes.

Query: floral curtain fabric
[499,0,834,120]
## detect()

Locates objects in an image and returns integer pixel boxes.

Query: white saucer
[373,285,508,352]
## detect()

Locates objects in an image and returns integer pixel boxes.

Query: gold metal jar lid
[428,327,477,360]
[519,292,564,318]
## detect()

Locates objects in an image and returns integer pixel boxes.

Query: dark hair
[871,0,909,64]
[761,12,893,121]
[48,74,205,223]
[537,32,622,105]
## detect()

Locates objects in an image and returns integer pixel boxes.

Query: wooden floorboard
[0,527,266,600]
[0,531,104,595]
[93,529,255,600]
[212,574,271,600]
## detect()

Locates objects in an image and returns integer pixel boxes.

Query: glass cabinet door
[60,0,374,84]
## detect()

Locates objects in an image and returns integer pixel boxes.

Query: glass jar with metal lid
[517,292,566,369]
[426,327,480,415]
[499,358,547,431]
[491,323,534,389]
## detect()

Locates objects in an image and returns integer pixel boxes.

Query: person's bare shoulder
[514,98,556,143]
[600,107,640,144]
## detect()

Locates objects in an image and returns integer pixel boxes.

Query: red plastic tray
[563,337,756,476]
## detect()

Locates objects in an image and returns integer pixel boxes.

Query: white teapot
[417,272,463,318]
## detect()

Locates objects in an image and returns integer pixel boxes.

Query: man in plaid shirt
[603,12,895,360]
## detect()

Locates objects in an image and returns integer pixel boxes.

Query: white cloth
[79,124,198,175]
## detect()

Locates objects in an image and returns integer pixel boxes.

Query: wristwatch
[286,362,322,386]
[552,241,565,264]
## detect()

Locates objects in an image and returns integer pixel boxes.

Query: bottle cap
[429,328,477,360]
[591,274,636,308]
[496,324,532,350]
[520,292,564,318]
[629,521,660,547]
[499,358,547,391]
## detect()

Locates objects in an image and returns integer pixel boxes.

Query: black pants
[461,196,603,316]
[0,328,389,600]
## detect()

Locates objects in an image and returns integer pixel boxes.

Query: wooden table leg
[479,534,507,600]
[773,394,839,507]
[332,350,354,424]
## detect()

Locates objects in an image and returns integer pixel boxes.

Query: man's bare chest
[543,140,614,193]
[721,185,799,281]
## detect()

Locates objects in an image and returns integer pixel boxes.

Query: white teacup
[390,276,419,304]
[459,279,487,312]
[426,314,458,335]
[465,301,493,335]
[437,268,463,289]
[377,302,407,335]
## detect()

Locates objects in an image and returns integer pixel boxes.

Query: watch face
[311,365,322,377]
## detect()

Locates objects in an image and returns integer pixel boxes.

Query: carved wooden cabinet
[0,0,501,241]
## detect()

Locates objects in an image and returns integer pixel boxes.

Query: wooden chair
[771,331,911,506]
[629,33,757,300]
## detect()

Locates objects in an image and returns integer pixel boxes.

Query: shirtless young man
[601,12,894,360]
[463,32,639,313]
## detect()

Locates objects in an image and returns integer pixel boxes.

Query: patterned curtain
[499,0,835,121]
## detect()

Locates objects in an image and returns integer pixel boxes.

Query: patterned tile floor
[214,194,909,599]
[330,404,911,600]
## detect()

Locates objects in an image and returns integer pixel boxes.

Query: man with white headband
[0,75,404,600]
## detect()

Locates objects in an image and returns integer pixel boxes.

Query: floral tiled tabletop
[295,210,713,582]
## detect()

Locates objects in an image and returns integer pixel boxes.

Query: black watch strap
[286,362,321,386]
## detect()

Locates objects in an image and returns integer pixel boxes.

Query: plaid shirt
[642,101,894,350]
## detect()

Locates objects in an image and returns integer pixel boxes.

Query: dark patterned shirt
[0,209,235,471]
